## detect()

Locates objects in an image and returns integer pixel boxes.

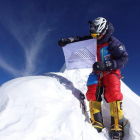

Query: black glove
[104,61,114,71]
[93,62,105,72]
[58,37,75,47]
[93,61,114,72]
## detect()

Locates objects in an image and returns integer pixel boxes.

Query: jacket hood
[97,22,114,44]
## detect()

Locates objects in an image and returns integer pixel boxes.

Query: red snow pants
[86,70,123,103]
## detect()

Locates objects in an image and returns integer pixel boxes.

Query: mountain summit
[0,69,140,140]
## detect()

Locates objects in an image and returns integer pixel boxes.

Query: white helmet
[89,17,108,34]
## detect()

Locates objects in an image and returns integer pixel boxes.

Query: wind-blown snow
[0,69,140,140]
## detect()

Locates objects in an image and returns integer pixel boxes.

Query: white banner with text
[63,39,97,70]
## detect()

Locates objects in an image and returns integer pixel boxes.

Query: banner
[62,39,97,70]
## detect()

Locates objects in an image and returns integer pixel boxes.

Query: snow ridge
[0,69,140,140]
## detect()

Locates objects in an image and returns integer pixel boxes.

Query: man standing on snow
[58,17,128,140]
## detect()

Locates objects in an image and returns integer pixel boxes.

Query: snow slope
[0,69,140,140]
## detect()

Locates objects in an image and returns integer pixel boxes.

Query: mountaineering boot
[109,101,124,140]
[89,100,104,132]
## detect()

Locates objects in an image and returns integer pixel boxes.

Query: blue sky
[0,0,140,95]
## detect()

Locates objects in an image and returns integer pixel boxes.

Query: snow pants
[86,70,123,103]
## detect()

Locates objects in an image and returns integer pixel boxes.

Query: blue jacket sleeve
[108,36,129,69]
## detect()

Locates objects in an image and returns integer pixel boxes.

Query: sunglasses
[90,33,100,38]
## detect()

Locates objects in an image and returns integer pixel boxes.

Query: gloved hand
[104,60,114,71]
[93,61,114,72]
[58,37,75,47]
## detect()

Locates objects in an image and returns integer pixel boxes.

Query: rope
[123,119,129,128]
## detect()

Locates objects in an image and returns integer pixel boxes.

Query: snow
[0,69,140,140]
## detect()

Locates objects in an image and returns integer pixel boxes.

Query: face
[90,33,103,40]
